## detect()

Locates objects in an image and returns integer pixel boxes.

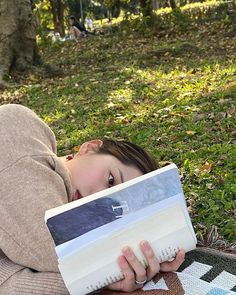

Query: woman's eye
[108,174,114,187]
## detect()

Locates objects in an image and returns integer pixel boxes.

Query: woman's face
[64,140,142,201]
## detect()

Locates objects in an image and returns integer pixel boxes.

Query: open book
[45,163,197,295]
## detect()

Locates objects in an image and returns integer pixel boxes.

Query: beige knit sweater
[0,104,73,294]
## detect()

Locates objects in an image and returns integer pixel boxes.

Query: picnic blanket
[100,247,236,295]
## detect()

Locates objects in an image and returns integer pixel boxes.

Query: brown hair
[97,139,157,174]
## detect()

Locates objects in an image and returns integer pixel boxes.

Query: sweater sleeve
[0,104,73,279]
[0,104,57,169]
[0,255,69,295]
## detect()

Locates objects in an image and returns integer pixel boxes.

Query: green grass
[0,12,235,244]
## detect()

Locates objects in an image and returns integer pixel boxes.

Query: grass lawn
[0,12,235,245]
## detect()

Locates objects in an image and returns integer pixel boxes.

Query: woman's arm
[0,256,69,295]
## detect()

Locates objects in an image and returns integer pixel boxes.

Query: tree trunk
[152,0,159,10]
[0,0,39,85]
[50,0,65,37]
[140,0,153,17]
[169,0,177,9]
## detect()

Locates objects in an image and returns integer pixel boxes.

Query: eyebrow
[118,168,124,183]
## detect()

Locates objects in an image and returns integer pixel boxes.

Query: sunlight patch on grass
[107,88,133,104]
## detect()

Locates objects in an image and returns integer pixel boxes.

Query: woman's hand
[107,241,185,292]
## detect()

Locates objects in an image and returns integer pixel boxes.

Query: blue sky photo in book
[47,166,183,247]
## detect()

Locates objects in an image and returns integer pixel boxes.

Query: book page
[58,204,196,295]
[55,193,195,259]
[67,227,195,295]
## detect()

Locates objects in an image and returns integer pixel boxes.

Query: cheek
[87,169,104,185]
[91,174,108,195]
[78,166,105,192]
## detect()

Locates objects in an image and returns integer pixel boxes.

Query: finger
[108,255,139,292]
[119,255,136,291]
[140,240,160,280]
[160,249,185,272]
[122,246,147,285]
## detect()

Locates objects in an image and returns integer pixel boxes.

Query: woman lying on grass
[0,104,185,294]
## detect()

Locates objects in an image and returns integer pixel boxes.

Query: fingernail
[140,240,151,251]
[122,246,132,257]
[179,249,185,259]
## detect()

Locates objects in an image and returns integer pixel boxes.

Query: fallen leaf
[186,130,197,135]
[200,162,213,174]
[206,183,214,190]
[158,161,172,167]
[73,145,81,152]
[227,107,236,116]
[230,130,236,138]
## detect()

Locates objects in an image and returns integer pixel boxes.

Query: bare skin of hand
[107,240,185,292]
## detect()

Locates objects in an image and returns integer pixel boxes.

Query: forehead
[95,153,142,180]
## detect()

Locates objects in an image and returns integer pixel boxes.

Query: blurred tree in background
[50,0,65,36]
[1,0,234,85]
[0,0,40,86]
